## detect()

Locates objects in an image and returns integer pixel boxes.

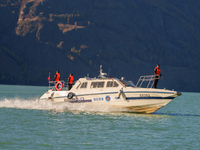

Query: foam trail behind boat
[0,98,129,112]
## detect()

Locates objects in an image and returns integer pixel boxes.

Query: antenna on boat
[108,68,110,77]
[99,65,107,78]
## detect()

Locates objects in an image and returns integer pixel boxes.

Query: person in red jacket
[153,64,162,88]
[68,73,74,90]
[53,71,60,82]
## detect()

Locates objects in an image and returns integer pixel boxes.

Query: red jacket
[154,67,161,76]
[68,75,74,84]
[55,73,60,81]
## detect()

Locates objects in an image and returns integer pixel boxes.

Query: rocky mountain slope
[0,0,200,92]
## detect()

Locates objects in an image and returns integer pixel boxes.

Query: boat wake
[0,98,129,113]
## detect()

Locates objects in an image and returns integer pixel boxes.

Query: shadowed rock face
[0,0,200,92]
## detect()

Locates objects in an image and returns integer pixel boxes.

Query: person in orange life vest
[153,64,162,88]
[68,73,74,90]
[53,71,60,82]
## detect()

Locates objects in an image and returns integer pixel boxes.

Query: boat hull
[111,99,173,113]
[40,89,179,113]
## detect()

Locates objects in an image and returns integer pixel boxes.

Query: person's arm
[68,77,71,84]
[154,68,157,75]
[53,74,57,81]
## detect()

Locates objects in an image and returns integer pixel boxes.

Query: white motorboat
[40,65,182,113]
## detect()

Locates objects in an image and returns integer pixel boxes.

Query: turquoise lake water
[0,84,200,149]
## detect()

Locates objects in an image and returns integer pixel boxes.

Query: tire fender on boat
[55,81,63,91]
[67,92,74,99]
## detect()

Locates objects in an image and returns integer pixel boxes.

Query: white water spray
[0,98,129,113]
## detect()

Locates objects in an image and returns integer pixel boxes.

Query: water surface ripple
[0,85,200,149]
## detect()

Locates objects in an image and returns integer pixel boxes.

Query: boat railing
[48,80,68,91]
[135,75,159,88]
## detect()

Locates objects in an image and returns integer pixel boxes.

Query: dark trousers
[154,76,159,88]
[68,84,72,90]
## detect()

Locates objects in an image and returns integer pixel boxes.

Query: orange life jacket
[155,67,161,76]
[55,73,60,81]
[68,75,74,84]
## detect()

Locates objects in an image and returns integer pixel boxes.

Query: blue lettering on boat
[94,98,104,101]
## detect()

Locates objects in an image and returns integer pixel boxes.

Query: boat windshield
[119,80,135,87]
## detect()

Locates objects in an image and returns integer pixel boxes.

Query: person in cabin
[153,64,162,88]
[53,71,60,82]
[68,73,74,90]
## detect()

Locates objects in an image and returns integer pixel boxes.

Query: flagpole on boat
[48,72,50,87]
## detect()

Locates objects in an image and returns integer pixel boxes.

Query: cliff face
[0,0,200,92]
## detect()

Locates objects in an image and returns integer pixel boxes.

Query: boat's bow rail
[48,80,68,91]
[135,75,160,88]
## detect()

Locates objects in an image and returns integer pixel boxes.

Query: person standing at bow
[154,64,162,89]
[68,73,74,90]
[53,71,60,82]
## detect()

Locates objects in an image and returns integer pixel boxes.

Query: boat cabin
[48,76,135,92]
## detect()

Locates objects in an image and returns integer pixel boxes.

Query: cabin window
[113,81,119,87]
[80,82,87,88]
[98,82,104,88]
[107,81,113,87]
[76,82,81,89]
[91,82,105,88]
[91,82,97,88]
[106,81,119,87]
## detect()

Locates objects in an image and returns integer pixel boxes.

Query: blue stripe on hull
[126,97,175,100]
[76,91,175,97]
[125,91,175,94]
